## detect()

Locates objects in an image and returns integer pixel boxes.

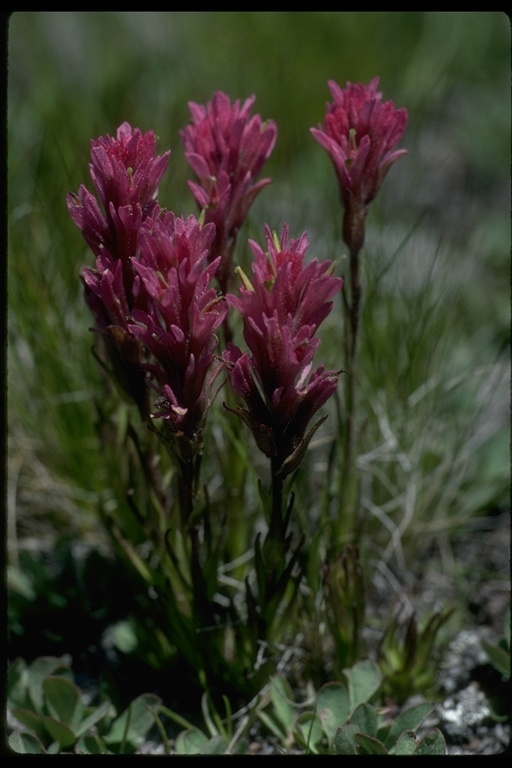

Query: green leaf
[7,658,29,708]
[201,692,221,738]
[383,701,433,749]
[412,728,446,755]
[333,723,359,754]
[8,730,47,754]
[268,676,296,734]
[481,640,511,679]
[394,730,418,755]
[349,702,378,738]
[104,692,161,748]
[109,525,155,584]
[75,732,110,754]
[200,734,230,754]
[159,704,197,733]
[355,731,389,755]
[316,681,350,743]
[257,710,287,743]
[43,676,83,728]
[42,715,76,749]
[175,728,209,754]
[10,706,48,742]
[27,656,72,712]
[7,562,37,600]
[74,700,114,738]
[294,711,323,753]
[110,619,139,654]
[344,660,382,714]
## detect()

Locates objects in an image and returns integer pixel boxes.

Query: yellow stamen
[326,259,340,277]
[345,128,358,169]
[235,265,254,292]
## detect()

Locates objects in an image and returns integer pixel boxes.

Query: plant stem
[177,455,209,610]
[177,454,217,684]
[252,458,287,643]
[178,456,196,529]
[269,457,285,542]
[337,244,362,544]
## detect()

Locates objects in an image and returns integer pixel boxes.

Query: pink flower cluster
[69,79,404,464]
[67,123,172,415]
[67,121,170,277]
[181,91,277,292]
[311,78,407,253]
[223,224,342,477]
[67,122,227,445]
[128,213,227,451]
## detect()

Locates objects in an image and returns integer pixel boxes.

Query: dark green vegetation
[7,12,510,754]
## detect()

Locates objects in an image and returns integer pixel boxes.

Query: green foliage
[7,537,147,672]
[377,607,454,702]
[482,635,511,683]
[480,609,511,721]
[7,655,161,754]
[321,545,366,671]
[256,661,446,755]
[125,658,446,755]
[160,693,251,755]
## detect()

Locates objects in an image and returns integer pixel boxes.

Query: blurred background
[7,11,510,677]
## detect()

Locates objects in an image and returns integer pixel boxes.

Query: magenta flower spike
[180,91,277,292]
[67,123,171,415]
[67,121,171,270]
[223,224,342,478]
[67,123,170,308]
[311,78,408,254]
[128,212,228,458]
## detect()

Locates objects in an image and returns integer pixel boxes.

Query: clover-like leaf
[8,729,47,754]
[294,711,324,753]
[333,723,359,754]
[42,715,76,750]
[315,681,350,744]
[7,658,29,709]
[200,734,231,754]
[354,731,389,755]
[381,700,433,750]
[27,656,72,713]
[75,732,110,755]
[412,728,446,755]
[394,730,418,755]
[43,676,84,729]
[9,706,47,742]
[175,727,209,754]
[350,702,378,738]
[344,659,382,713]
[103,692,161,750]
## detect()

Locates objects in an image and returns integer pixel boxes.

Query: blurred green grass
[7,11,510,554]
